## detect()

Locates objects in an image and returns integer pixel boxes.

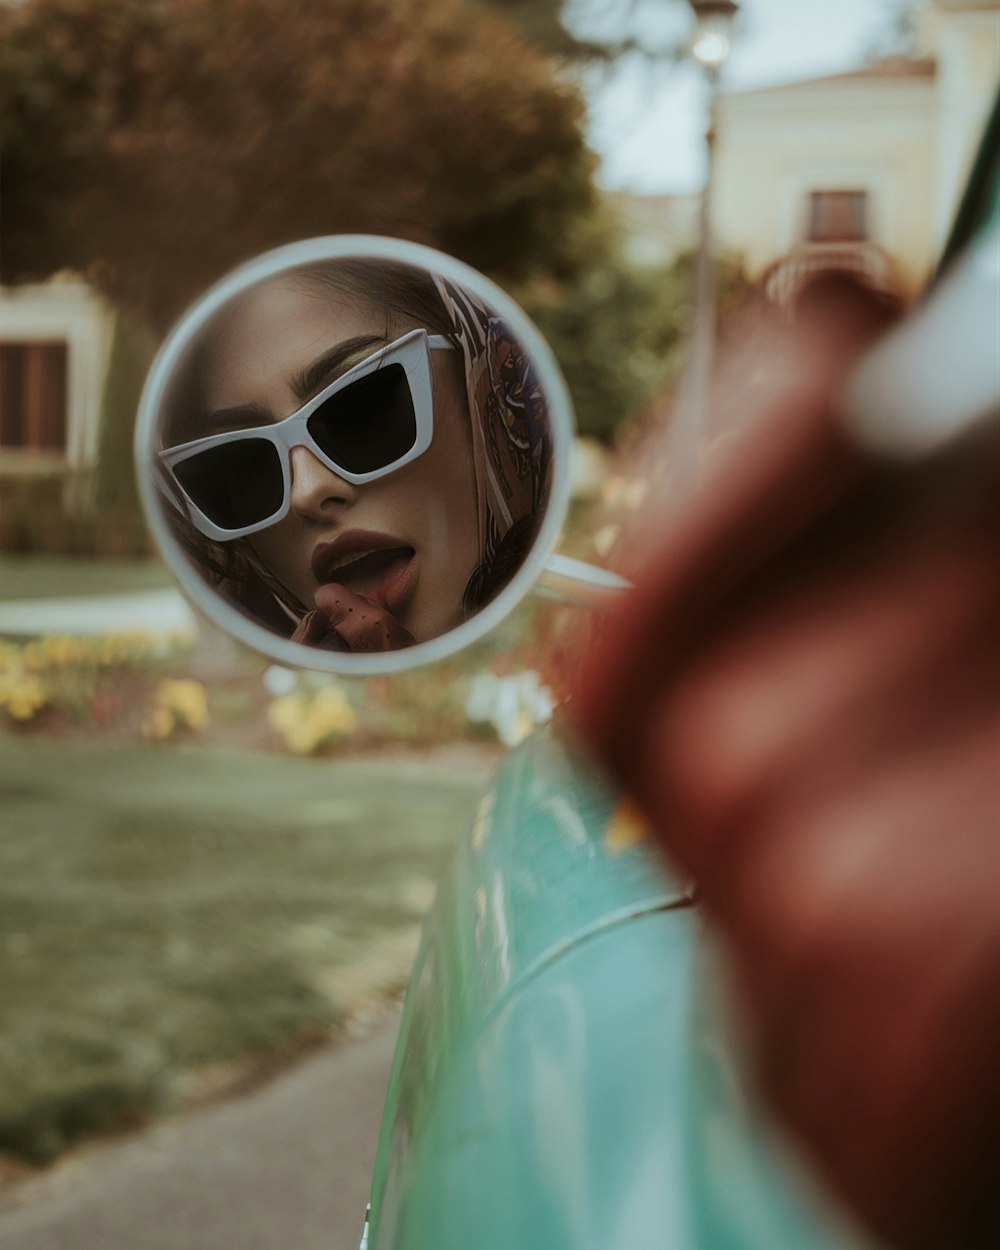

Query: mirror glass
[136,236,573,674]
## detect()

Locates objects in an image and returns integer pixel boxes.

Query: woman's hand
[570,285,1000,1250]
[291,584,416,652]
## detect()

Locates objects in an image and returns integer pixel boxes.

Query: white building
[713,0,999,303]
[0,277,114,510]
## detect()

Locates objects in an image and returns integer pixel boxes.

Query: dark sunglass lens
[307,364,417,474]
[173,439,283,530]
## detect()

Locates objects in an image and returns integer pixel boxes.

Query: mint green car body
[365,730,871,1250]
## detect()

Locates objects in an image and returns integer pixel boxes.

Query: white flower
[465,669,554,747]
[263,665,298,696]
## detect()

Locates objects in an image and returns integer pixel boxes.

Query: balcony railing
[761,242,895,307]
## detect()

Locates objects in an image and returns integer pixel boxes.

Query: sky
[582,0,901,193]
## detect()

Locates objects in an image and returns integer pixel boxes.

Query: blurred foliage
[865,0,921,62]
[1,0,733,458]
[0,0,596,332]
[522,209,754,442]
[521,212,677,442]
[0,484,155,556]
[475,0,610,62]
[477,0,690,64]
[476,0,657,64]
[92,310,155,512]
[0,631,193,726]
[0,556,172,600]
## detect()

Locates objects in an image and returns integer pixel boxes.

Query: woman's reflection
[157,259,552,651]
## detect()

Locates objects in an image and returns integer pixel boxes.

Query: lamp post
[678,0,739,478]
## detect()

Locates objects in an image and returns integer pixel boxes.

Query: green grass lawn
[0,735,488,1165]
[0,556,173,602]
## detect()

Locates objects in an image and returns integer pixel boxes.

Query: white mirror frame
[135,234,576,675]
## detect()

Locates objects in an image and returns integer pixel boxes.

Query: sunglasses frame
[159,328,454,542]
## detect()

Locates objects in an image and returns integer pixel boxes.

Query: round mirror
[136,236,574,674]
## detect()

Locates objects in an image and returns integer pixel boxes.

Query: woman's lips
[326,547,415,602]
[311,531,417,613]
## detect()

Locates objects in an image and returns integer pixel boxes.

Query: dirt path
[0,1013,401,1250]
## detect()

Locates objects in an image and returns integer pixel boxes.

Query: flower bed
[0,620,558,756]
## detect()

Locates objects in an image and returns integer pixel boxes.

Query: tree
[865,0,921,62]
[521,209,753,443]
[1,0,595,333]
[477,0,689,64]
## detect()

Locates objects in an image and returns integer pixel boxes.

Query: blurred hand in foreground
[570,279,1000,1250]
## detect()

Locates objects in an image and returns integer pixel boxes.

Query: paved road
[0,1015,400,1250]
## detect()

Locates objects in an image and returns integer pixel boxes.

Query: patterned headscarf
[434,277,552,610]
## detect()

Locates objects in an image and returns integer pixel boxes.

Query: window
[807,190,869,243]
[0,342,69,452]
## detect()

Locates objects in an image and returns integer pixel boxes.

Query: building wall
[0,279,114,503]
[713,1,999,297]
[715,78,938,294]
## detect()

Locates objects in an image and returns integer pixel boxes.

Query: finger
[314,583,415,652]
[640,486,1000,877]
[727,725,1000,1250]
[290,608,351,650]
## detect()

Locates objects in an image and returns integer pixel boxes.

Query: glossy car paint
[366,728,874,1250]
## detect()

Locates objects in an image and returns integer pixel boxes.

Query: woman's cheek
[249,521,313,604]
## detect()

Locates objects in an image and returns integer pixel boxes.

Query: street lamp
[689,0,739,70]
[678,0,739,478]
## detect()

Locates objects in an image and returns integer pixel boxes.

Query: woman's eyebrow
[292,334,391,402]
[174,334,392,442]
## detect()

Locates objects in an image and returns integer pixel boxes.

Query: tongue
[323,547,413,598]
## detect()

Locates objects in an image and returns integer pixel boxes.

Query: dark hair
[462,515,537,617]
[300,258,456,340]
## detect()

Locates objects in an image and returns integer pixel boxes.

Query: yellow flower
[1,676,48,721]
[267,684,355,753]
[268,693,306,734]
[143,705,176,740]
[603,798,652,855]
[158,679,209,730]
[144,678,209,738]
[284,720,325,755]
[311,685,357,735]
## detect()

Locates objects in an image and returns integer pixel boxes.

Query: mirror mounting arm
[536,554,632,609]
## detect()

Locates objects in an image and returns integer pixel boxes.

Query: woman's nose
[288,446,357,519]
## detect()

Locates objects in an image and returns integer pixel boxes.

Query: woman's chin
[412,604,468,644]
